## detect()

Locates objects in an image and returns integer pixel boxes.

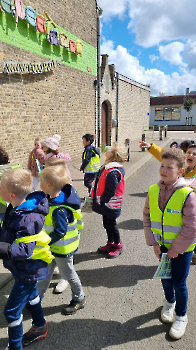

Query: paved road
[0,154,196,350]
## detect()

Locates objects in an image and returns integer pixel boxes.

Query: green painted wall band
[0,10,97,76]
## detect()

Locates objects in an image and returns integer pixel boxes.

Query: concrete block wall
[0,0,98,166]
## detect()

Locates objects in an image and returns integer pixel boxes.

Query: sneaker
[169,315,188,339]
[107,242,123,258]
[22,322,48,347]
[53,266,59,275]
[54,279,69,293]
[98,241,114,254]
[4,346,9,350]
[161,300,176,323]
[191,252,196,264]
[61,297,86,315]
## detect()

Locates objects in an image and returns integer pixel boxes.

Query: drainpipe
[96,5,102,148]
[116,72,119,142]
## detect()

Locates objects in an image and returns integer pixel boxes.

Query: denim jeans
[37,255,84,302]
[4,281,45,350]
[161,250,193,316]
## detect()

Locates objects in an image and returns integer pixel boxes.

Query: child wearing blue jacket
[0,168,51,350]
[92,143,127,258]
[37,165,85,315]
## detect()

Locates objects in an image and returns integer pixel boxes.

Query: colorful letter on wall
[69,39,75,53]
[36,15,46,34]
[25,6,37,27]
[76,40,83,56]
[1,0,12,13]
[59,33,67,48]
[47,29,59,46]
[14,0,25,23]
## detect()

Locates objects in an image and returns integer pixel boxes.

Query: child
[80,134,100,196]
[37,165,86,315]
[27,137,45,191]
[44,158,70,293]
[0,146,12,223]
[0,168,52,349]
[170,141,179,148]
[42,134,72,184]
[143,148,196,339]
[92,143,126,258]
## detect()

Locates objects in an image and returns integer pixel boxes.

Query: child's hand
[139,141,151,150]
[153,245,161,260]
[167,247,178,259]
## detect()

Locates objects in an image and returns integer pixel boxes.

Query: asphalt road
[0,156,196,350]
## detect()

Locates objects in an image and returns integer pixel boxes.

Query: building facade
[99,54,150,147]
[150,94,196,128]
[0,0,99,165]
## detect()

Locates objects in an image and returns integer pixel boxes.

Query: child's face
[185,147,196,169]
[82,138,90,147]
[159,158,184,185]
[42,146,49,154]
[40,179,50,194]
[0,179,12,202]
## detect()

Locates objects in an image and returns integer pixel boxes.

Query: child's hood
[85,144,100,155]
[105,162,125,177]
[17,191,49,216]
[158,177,196,192]
[50,184,81,210]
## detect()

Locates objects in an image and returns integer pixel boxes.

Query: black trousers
[102,215,120,244]
[84,173,96,194]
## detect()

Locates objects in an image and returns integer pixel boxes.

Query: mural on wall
[0,0,97,75]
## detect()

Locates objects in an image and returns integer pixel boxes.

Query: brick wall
[0,0,98,165]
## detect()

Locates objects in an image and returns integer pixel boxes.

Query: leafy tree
[183,96,195,118]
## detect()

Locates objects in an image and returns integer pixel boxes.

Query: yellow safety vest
[14,230,54,263]
[43,205,83,255]
[149,184,196,252]
[84,150,101,173]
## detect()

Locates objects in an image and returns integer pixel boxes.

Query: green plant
[101,144,108,153]
[183,96,195,117]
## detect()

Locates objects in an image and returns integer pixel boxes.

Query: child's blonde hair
[161,148,186,169]
[1,168,33,198]
[45,158,66,168]
[105,143,127,164]
[40,165,70,190]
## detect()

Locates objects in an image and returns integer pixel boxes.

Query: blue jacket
[93,164,125,219]
[80,145,100,172]
[0,191,49,282]
[47,184,81,257]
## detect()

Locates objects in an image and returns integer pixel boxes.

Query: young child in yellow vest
[37,165,86,315]
[143,148,196,339]
[0,168,52,349]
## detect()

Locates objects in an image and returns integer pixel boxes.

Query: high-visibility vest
[83,150,100,173]
[43,205,83,255]
[95,168,124,209]
[14,230,54,263]
[149,184,196,252]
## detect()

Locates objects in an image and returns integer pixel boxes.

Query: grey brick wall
[0,0,98,166]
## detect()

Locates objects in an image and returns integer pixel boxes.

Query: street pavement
[0,130,196,349]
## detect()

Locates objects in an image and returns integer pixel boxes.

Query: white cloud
[99,0,196,48]
[101,39,196,96]
[149,54,159,63]
[182,40,196,70]
[98,0,128,19]
[159,42,186,66]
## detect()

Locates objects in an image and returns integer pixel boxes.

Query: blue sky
[98,0,196,96]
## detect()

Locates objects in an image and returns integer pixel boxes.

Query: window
[155,107,180,121]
